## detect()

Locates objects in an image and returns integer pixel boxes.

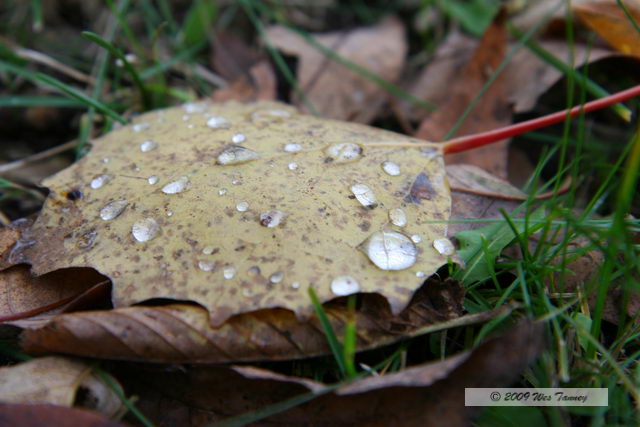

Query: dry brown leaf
[0,403,123,427]
[446,164,529,200]
[211,60,277,102]
[18,279,486,363]
[415,11,512,178]
[17,101,454,327]
[116,321,543,426]
[265,17,407,123]
[575,0,640,58]
[0,356,123,417]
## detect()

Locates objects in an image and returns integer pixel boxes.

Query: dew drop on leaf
[76,231,97,249]
[288,162,298,170]
[236,202,249,212]
[140,140,158,152]
[381,161,401,176]
[99,200,128,221]
[202,245,215,255]
[270,271,284,283]
[206,116,230,129]
[162,176,190,194]
[325,143,362,163]
[351,184,377,208]
[216,146,261,165]
[284,143,302,152]
[132,218,160,242]
[90,174,113,189]
[147,175,159,185]
[260,210,285,228]
[223,267,236,279]
[433,238,455,256]
[231,133,246,143]
[411,234,422,243]
[132,122,149,132]
[198,260,215,271]
[359,229,418,271]
[388,208,407,227]
[182,102,207,114]
[331,275,360,296]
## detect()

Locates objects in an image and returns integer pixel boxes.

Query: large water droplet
[206,116,230,129]
[198,260,215,271]
[99,200,128,221]
[231,133,246,143]
[381,161,401,176]
[331,276,360,296]
[388,208,407,227]
[433,238,455,256]
[148,175,159,185]
[132,218,160,242]
[260,210,285,228]
[236,201,249,212]
[411,234,422,243]
[223,267,236,279]
[132,122,149,132]
[216,146,260,165]
[325,143,362,163]
[351,184,377,208]
[162,176,190,194]
[140,140,158,152]
[90,174,113,189]
[359,230,418,271]
[284,143,302,152]
[270,271,284,283]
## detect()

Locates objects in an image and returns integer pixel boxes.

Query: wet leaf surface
[19,101,452,326]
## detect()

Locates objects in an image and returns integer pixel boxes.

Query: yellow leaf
[575,0,640,57]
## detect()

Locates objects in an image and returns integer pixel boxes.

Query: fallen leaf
[446,164,529,200]
[18,101,452,327]
[265,17,407,123]
[0,356,123,417]
[0,403,123,427]
[115,321,543,426]
[575,0,640,58]
[415,10,512,178]
[211,31,263,82]
[211,60,277,102]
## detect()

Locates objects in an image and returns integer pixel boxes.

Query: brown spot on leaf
[404,172,436,204]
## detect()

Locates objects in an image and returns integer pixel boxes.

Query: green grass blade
[343,296,358,378]
[308,287,346,378]
[0,96,87,107]
[179,0,217,48]
[93,367,155,427]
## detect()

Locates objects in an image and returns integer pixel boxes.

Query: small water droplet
[388,208,407,227]
[132,218,160,242]
[270,271,284,283]
[411,234,422,243]
[76,230,97,248]
[183,102,207,114]
[260,210,285,228]
[416,271,426,278]
[202,245,215,255]
[381,161,401,176]
[187,124,194,129]
[206,116,230,129]
[231,133,246,143]
[325,143,362,163]
[223,267,236,279]
[198,260,215,271]
[288,162,298,170]
[182,114,190,121]
[102,157,110,164]
[351,184,377,208]
[331,276,360,296]
[166,210,173,217]
[231,179,241,185]
[267,109,291,118]
[216,145,260,165]
[247,266,260,276]
[99,200,128,220]
[433,238,455,256]
[132,122,149,132]
[359,230,418,271]
[291,282,301,289]
[140,140,158,152]
[90,174,113,189]
[284,143,302,152]
[148,175,159,185]
[218,188,228,195]
[162,176,190,194]
[236,201,249,212]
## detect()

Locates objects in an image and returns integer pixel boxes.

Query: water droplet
[270,271,284,283]
[162,176,190,194]
[325,143,362,163]
[183,102,207,114]
[331,276,360,296]
[202,245,215,255]
[198,260,215,271]
[247,266,261,276]
[99,200,128,221]
[187,124,194,129]
[132,218,160,242]
[166,210,173,217]
[132,122,149,132]
[267,109,291,118]
[411,234,422,243]
[260,210,285,228]
[291,282,301,289]
[182,114,190,121]
[231,179,241,185]
[206,116,230,129]
[148,175,159,185]
[90,174,113,189]
[388,208,407,227]
[416,271,426,278]
[433,238,455,256]
[140,140,158,152]
[223,267,236,279]
[359,230,418,271]
[284,143,302,152]
[351,184,377,208]
[218,188,228,195]
[288,162,298,170]
[381,161,401,176]
[76,230,97,248]
[231,133,246,143]
[236,201,249,212]
[216,145,260,165]
[102,157,110,164]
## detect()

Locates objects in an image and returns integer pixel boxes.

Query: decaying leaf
[0,403,123,427]
[18,279,487,363]
[17,101,452,326]
[116,321,543,426]
[0,356,123,417]
[266,17,407,123]
[575,0,640,58]
[446,164,528,200]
